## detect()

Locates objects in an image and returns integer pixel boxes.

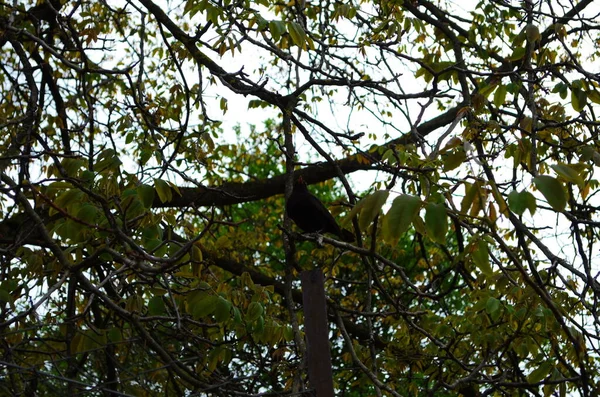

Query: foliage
[1,0,600,396]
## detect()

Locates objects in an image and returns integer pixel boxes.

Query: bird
[286,176,354,242]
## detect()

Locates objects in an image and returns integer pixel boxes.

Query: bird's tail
[340,229,355,242]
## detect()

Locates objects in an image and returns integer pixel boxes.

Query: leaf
[0,288,13,303]
[461,181,480,214]
[472,93,485,113]
[76,203,98,224]
[382,195,421,245]
[571,87,587,112]
[54,189,84,213]
[493,84,507,107]
[56,219,84,242]
[154,178,172,203]
[357,190,389,231]
[580,146,600,167]
[191,295,219,319]
[478,82,497,98]
[287,21,307,49]
[412,215,426,235]
[472,239,492,276]
[211,5,226,24]
[533,176,566,211]
[214,296,232,323]
[137,184,155,209]
[247,302,264,322]
[283,325,294,341]
[580,146,595,162]
[269,20,286,42]
[107,328,122,343]
[148,295,166,315]
[551,163,584,188]
[528,361,554,383]
[70,332,84,354]
[507,190,537,216]
[61,158,85,177]
[552,82,568,100]
[191,243,203,263]
[219,97,228,114]
[207,347,222,371]
[94,148,122,172]
[232,307,242,324]
[525,24,540,43]
[486,296,503,321]
[485,297,501,315]
[442,148,466,171]
[254,315,265,334]
[507,46,526,61]
[588,89,600,104]
[425,202,448,244]
[491,186,509,216]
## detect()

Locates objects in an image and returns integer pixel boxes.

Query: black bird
[286,176,354,242]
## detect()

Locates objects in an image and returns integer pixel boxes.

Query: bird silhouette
[286,176,354,242]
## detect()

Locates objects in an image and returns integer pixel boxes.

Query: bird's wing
[305,193,343,234]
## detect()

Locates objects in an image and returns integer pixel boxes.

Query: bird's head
[293,175,309,192]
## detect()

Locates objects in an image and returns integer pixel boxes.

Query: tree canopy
[1,0,600,395]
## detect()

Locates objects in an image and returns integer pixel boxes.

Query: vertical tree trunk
[301,269,334,397]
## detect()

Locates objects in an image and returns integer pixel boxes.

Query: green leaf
[533,176,566,211]
[214,296,232,323]
[551,163,584,188]
[148,295,166,315]
[588,89,600,104]
[528,361,554,383]
[206,4,221,25]
[580,146,595,162]
[571,87,587,112]
[580,146,600,167]
[507,46,526,61]
[425,202,448,244]
[137,184,155,209]
[191,294,219,319]
[525,24,540,43]
[254,315,265,333]
[107,328,122,343]
[56,219,84,242]
[94,148,122,172]
[382,195,421,245]
[552,82,568,99]
[507,190,537,216]
[269,20,286,42]
[154,178,172,203]
[287,21,307,49]
[219,97,228,113]
[472,239,492,276]
[478,82,497,98]
[283,325,294,341]
[493,84,507,107]
[460,181,481,214]
[442,147,466,171]
[0,288,13,303]
[232,307,242,324]
[191,243,203,263]
[247,302,264,322]
[207,347,222,371]
[485,297,501,315]
[357,190,389,231]
[54,189,85,213]
[76,203,98,224]
[61,158,85,177]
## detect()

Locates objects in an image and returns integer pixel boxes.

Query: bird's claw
[308,232,324,247]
